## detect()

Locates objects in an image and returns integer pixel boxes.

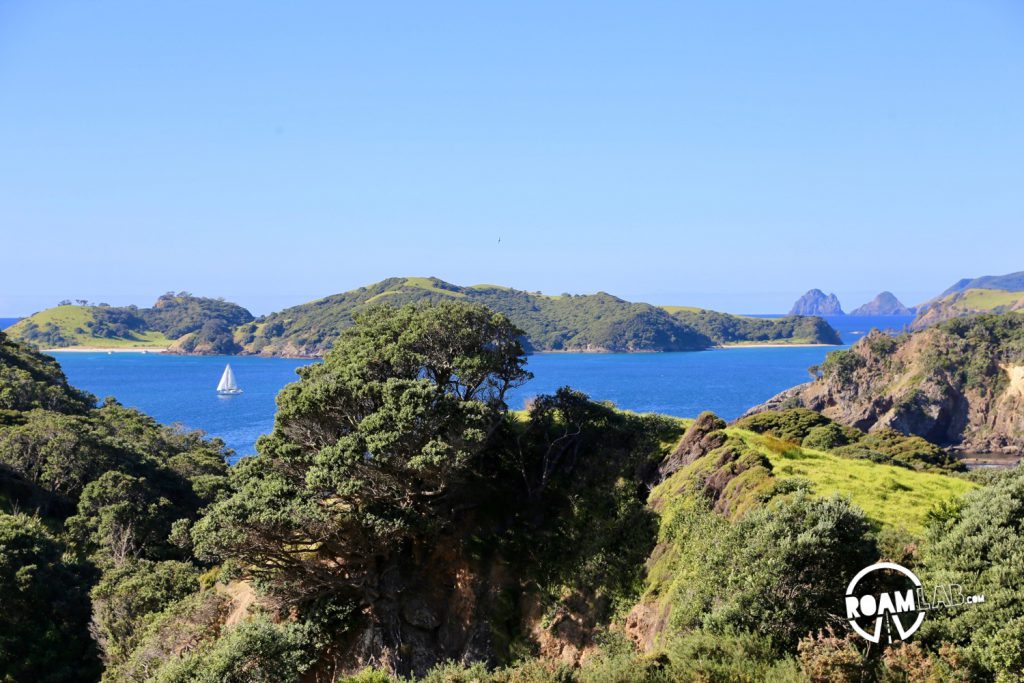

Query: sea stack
[849,291,915,316]
[789,289,844,316]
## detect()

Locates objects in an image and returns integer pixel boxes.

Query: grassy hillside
[730,428,974,533]
[913,272,1024,330]
[7,294,253,351]
[6,306,172,349]
[236,276,841,356]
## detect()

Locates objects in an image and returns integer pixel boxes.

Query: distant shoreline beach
[718,343,838,349]
[44,347,169,354]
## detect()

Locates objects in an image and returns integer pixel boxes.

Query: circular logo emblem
[845,562,925,643]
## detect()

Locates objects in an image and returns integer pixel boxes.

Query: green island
[5,293,254,353]
[4,278,842,356]
[2,301,1020,682]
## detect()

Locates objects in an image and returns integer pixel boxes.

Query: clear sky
[2,2,1023,316]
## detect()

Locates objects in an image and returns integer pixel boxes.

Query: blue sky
[2,2,1023,316]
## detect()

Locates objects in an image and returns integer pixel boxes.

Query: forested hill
[5,293,254,352]
[236,276,841,356]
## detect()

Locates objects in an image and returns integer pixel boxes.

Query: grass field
[659,305,704,314]
[730,429,976,533]
[7,305,171,349]
[953,288,1024,311]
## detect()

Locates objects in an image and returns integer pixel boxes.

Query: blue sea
[45,315,912,462]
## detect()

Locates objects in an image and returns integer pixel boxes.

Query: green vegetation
[913,278,1024,330]
[0,328,231,680]
[6,280,842,356]
[7,293,253,351]
[755,313,1024,452]
[735,430,974,534]
[734,408,962,473]
[237,276,839,356]
[671,309,843,346]
[1,304,1017,682]
[955,287,1024,311]
[6,305,172,349]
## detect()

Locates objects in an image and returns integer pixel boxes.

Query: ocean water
[45,314,915,462]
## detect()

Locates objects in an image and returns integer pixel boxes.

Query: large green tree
[193,302,531,604]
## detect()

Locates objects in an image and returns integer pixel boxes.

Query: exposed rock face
[850,291,915,316]
[745,314,1024,453]
[789,289,844,316]
[657,411,727,479]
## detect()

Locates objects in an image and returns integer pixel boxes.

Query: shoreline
[718,343,839,349]
[44,347,170,354]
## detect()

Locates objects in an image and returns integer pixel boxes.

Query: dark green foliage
[801,423,860,451]
[819,349,867,381]
[918,467,1024,680]
[672,309,842,345]
[90,307,148,339]
[0,399,230,522]
[738,409,961,472]
[0,330,93,416]
[0,333,231,682]
[174,318,241,354]
[140,292,255,338]
[931,312,1024,389]
[192,301,681,674]
[734,408,834,443]
[16,320,70,347]
[498,389,679,619]
[90,559,202,668]
[657,494,876,650]
[832,429,961,472]
[193,302,532,603]
[129,616,313,683]
[0,513,101,682]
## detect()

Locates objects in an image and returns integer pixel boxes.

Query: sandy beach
[718,343,839,349]
[43,347,169,354]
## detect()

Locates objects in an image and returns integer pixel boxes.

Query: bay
[45,314,915,462]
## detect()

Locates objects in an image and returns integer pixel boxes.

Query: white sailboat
[216,363,242,395]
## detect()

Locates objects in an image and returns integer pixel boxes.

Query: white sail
[217,364,241,393]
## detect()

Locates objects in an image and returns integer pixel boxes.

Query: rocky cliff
[849,291,914,316]
[789,289,844,316]
[745,313,1024,453]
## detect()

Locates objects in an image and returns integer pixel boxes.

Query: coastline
[718,343,839,349]
[44,347,170,354]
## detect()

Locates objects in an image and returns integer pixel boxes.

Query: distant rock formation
[849,291,914,316]
[789,289,844,316]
